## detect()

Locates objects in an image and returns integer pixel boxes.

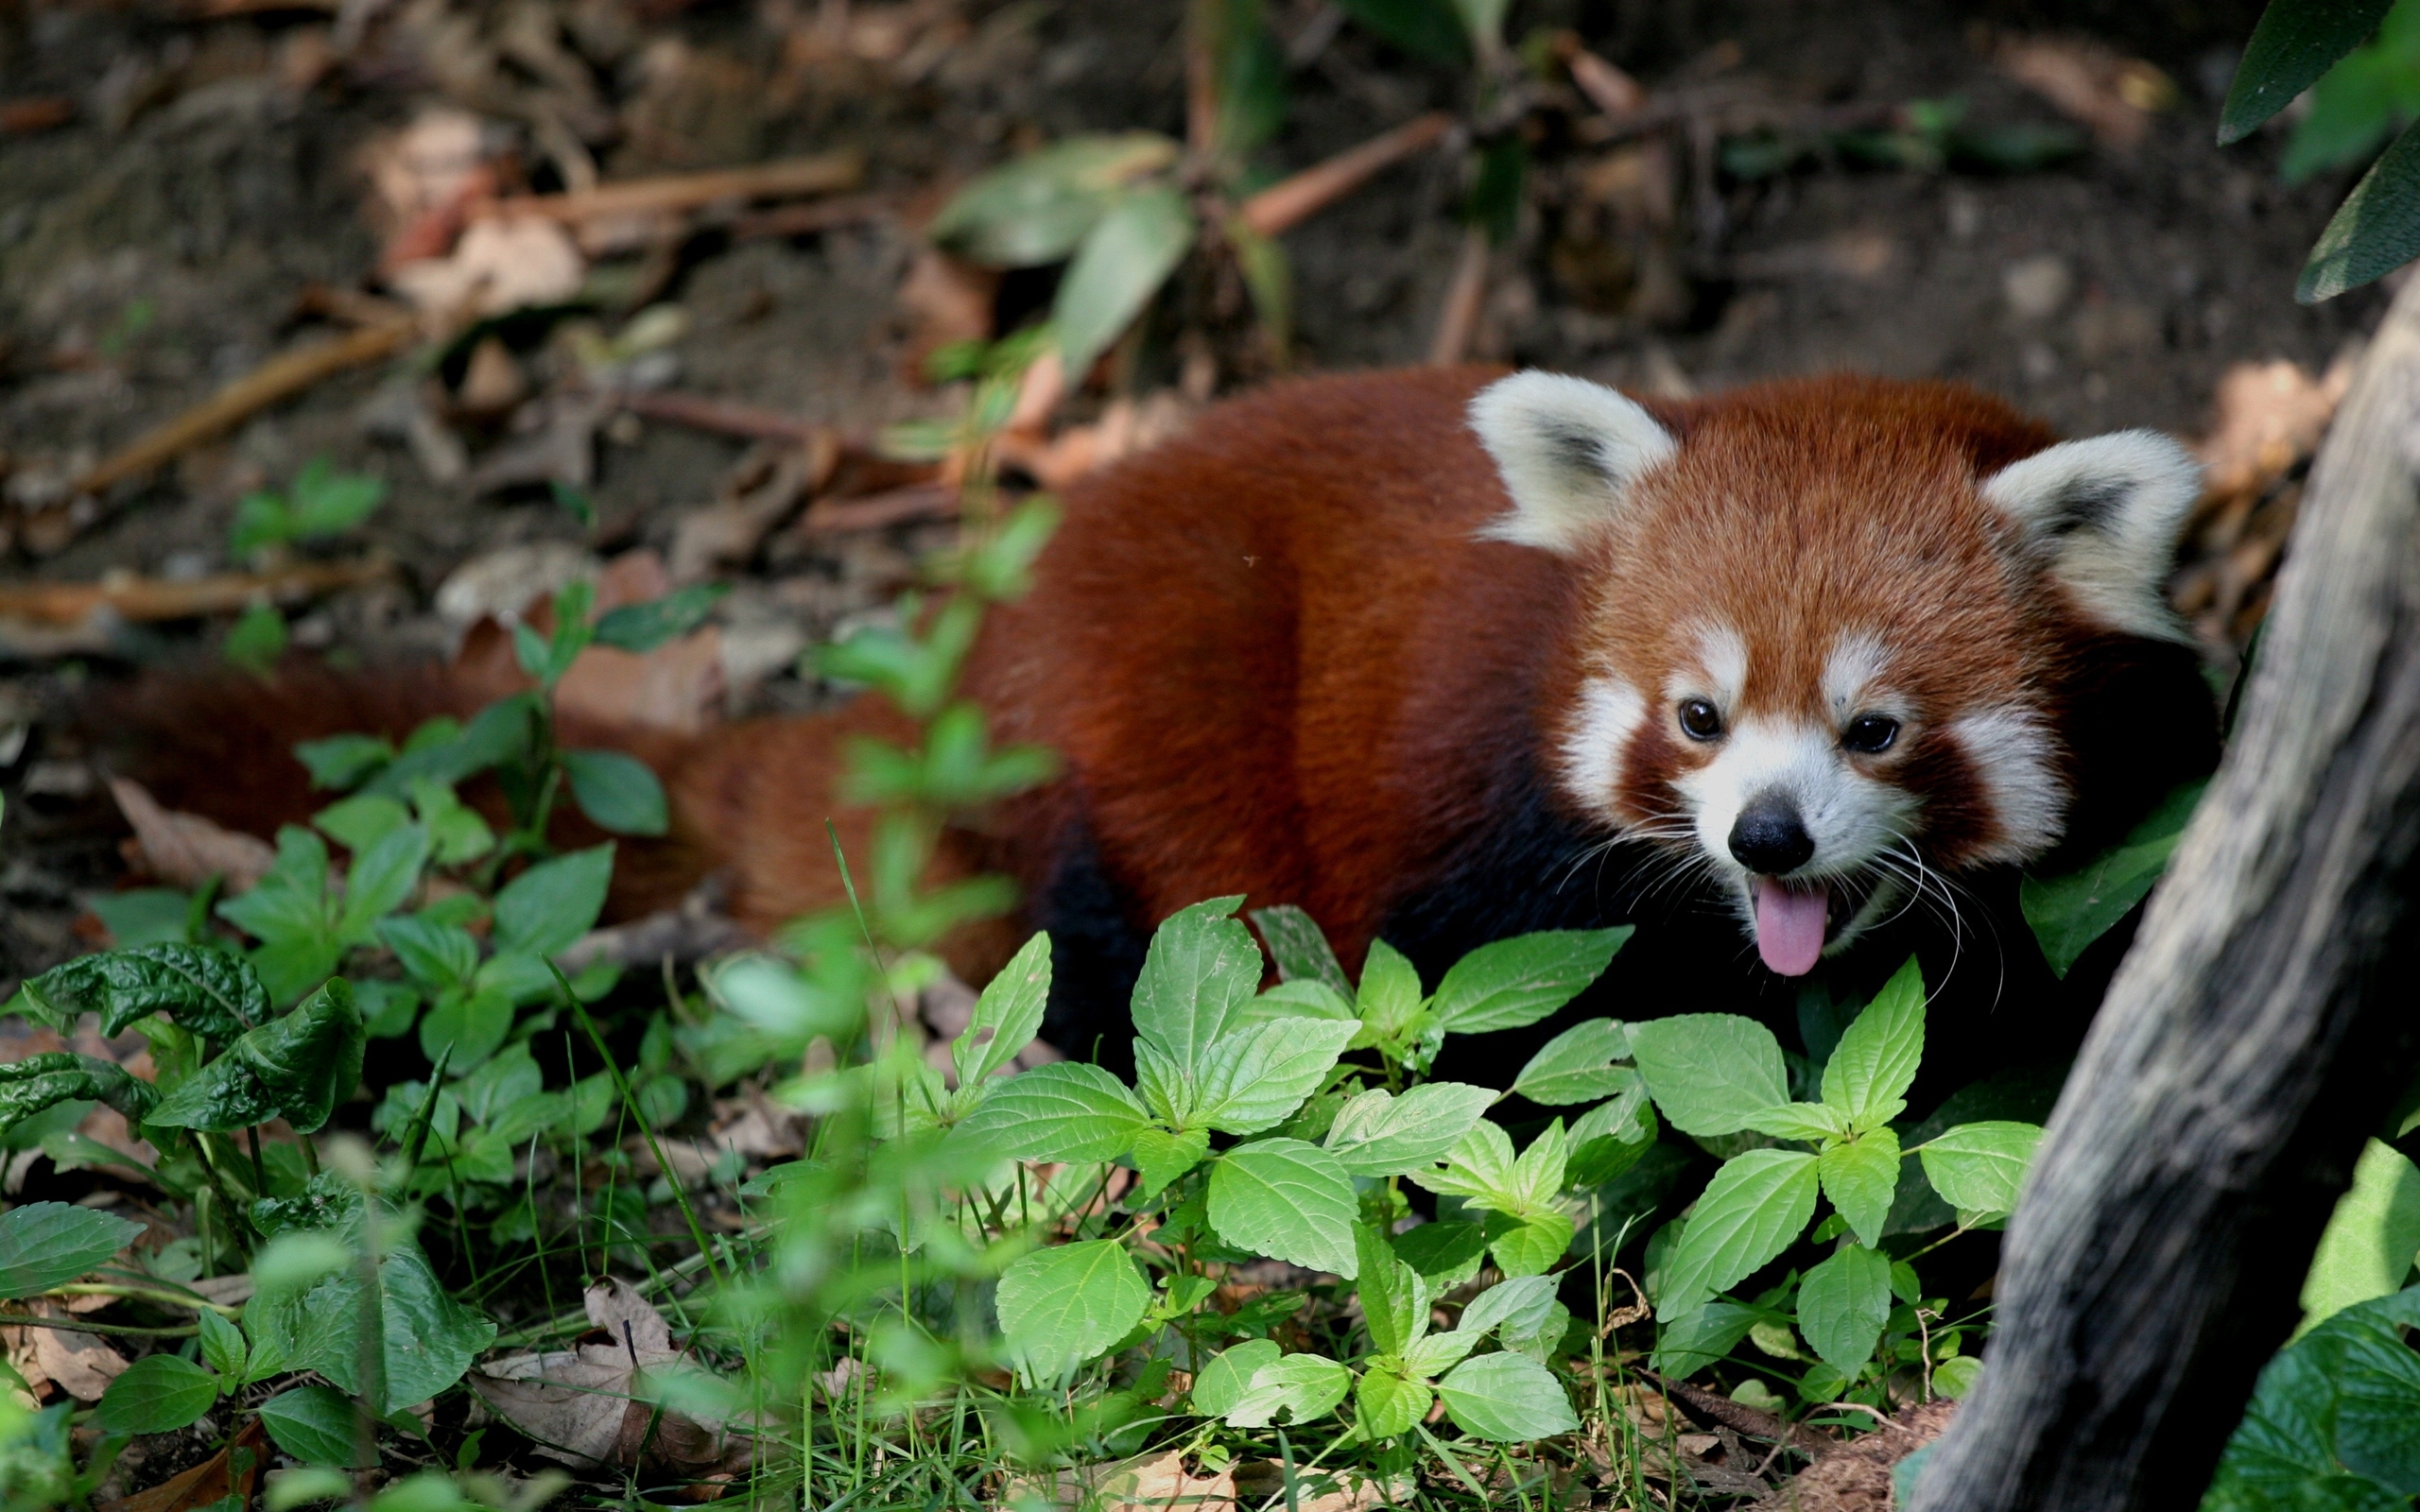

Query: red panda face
[1470,371,2203,977]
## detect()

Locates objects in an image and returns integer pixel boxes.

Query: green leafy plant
[2200,1282,2420,1510]
[229,457,389,558]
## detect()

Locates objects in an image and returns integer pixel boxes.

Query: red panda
[112,365,2218,1078]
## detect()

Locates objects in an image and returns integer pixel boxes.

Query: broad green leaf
[1510,1118,1569,1208]
[1324,1083,1497,1177]
[81,888,194,948]
[996,1240,1153,1379]
[335,823,429,942]
[1428,928,1630,1035]
[295,732,394,791]
[418,987,513,1071]
[1242,980,1357,1025]
[1933,1354,1983,1400]
[1456,1274,1560,1343]
[1356,1225,1428,1355]
[1797,1243,1893,1373]
[378,916,478,991]
[1566,1075,1658,1187]
[1227,1353,1352,1427]
[1335,0,1468,62]
[1209,1139,1360,1277]
[147,978,367,1134]
[1651,1299,1758,1377]
[1392,1221,1488,1286]
[1131,897,1261,1077]
[1513,1018,1634,1106]
[1250,904,1353,997]
[1820,956,1926,1129]
[1655,1148,1820,1320]
[0,1203,144,1299]
[1191,1018,1357,1134]
[315,794,409,853]
[248,1200,495,1415]
[951,1063,1150,1162]
[1484,1209,1575,1278]
[928,132,1181,266]
[2281,31,2420,182]
[2021,782,2204,976]
[1629,1014,1790,1138]
[2302,1139,2420,1331]
[2220,0,2398,142]
[1917,1122,2043,1218]
[955,931,1051,1086]
[1403,1330,1479,1379]
[1449,0,1509,47]
[285,458,387,538]
[1191,1339,1281,1418]
[1406,1118,1519,1205]
[492,845,614,958]
[197,1309,247,1383]
[2301,114,2420,301]
[1132,1125,1210,1198]
[1356,939,1426,1040]
[591,582,728,653]
[1356,1366,1432,1438]
[1819,1130,1902,1249]
[259,1383,374,1468]
[1133,1040,1194,1129]
[562,750,669,837]
[1742,1102,1849,1142]
[1055,184,1195,382]
[0,1055,160,1139]
[1435,1351,1579,1442]
[2204,1284,2420,1508]
[95,1355,218,1435]
[20,943,267,1041]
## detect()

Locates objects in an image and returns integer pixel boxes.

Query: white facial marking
[1675,715,1923,884]
[1668,622,1748,710]
[1559,674,1645,817]
[1949,707,2069,862]
[1822,631,1893,722]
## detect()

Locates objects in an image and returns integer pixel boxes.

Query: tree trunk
[1908,275,2420,1511]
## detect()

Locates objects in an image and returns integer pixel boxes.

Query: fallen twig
[1634,1368,1832,1452]
[729,192,896,241]
[1426,227,1491,366]
[487,150,866,225]
[615,389,832,445]
[0,557,390,627]
[798,483,958,533]
[1236,112,1453,239]
[72,321,415,496]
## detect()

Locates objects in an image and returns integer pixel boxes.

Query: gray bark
[1908,274,2420,1511]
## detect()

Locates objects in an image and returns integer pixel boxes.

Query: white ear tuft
[1979,430,2202,644]
[1468,371,1679,554]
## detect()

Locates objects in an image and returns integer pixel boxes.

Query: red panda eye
[1843,713,1901,754]
[1678,699,1723,741]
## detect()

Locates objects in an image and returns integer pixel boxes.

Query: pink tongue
[1754,878,1830,976]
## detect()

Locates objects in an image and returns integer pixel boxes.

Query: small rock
[2003,254,2073,321]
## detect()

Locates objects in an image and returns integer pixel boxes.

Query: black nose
[1729,794,1815,874]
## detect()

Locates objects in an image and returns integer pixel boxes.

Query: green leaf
[1484,1209,1576,1278]
[81,888,196,949]
[0,1202,144,1298]
[1820,956,1926,1129]
[1434,1351,1580,1442]
[1357,1366,1433,1438]
[418,987,513,1071]
[20,943,267,1040]
[955,932,1051,1087]
[1917,1121,2043,1219]
[1513,1018,1634,1106]
[1191,1018,1357,1134]
[1191,1339,1281,1418]
[285,458,387,539]
[2303,1140,2420,1330]
[1356,1225,1428,1355]
[1629,1014,1790,1138]
[295,733,394,792]
[2021,781,2204,976]
[315,794,409,854]
[1209,1139,1360,1276]
[1740,1101,1849,1142]
[562,750,669,837]
[259,1383,374,1469]
[1402,1330,1478,1378]
[491,845,614,958]
[1407,1119,1519,1205]
[1132,1125,1210,1198]
[1054,182,1195,382]
[0,1056,160,1139]
[1796,1243,1893,1373]
[224,603,289,675]
[1392,1221,1488,1286]
[1250,904,1352,997]
[929,132,1182,266]
[2204,1284,2420,1507]
[378,916,479,991]
[950,1062,1150,1162]
[1243,980,1357,1025]
[147,978,367,1135]
[1456,1273,1561,1343]
[1355,938,1426,1042]
[1656,1148,1821,1320]
[1323,1083,1497,1177]
[197,1309,247,1383]
[996,1240,1153,1379]
[1334,0,1468,62]
[2301,113,2420,301]
[1652,1299,1759,1377]
[1818,1130,1902,1249]
[336,823,429,942]
[591,583,728,653]
[1428,928,1630,1035]
[1131,897,1261,1077]
[1227,1353,1352,1427]
[95,1355,219,1435]
[2220,0,2398,142]
[1933,1355,1983,1400]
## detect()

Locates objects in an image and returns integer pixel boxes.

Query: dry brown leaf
[98,1415,268,1512]
[1996,34,2176,150]
[994,393,1193,490]
[363,107,493,232]
[109,777,276,893]
[15,1301,130,1400]
[896,249,998,379]
[389,212,587,321]
[2198,356,2353,503]
[555,631,723,735]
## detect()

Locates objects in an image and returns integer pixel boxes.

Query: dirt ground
[0,0,2382,987]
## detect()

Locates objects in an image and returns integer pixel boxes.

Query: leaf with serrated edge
[1457,1274,1559,1341]
[1131,898,1260,1076]
[996,1240,1152,1379]
[1191,1340,1280,1418]
[1250,904,1353,997]
[1512,1018,1634,1105]
[1191,1018,1357,1134]
[0,1203,145,1299]
[1821,957,1925,1130]
[1742,1102,1848,1142]
[1485,1210,1574,1278]
[1819,1130,1902,1248]
[1132,1125,1209,1198]
[1357,1366,1432,1437]
[949,1063,1149,1163]
[1429,928,1630,1035]
[1435,1351,1580,1442]
[1511,1118,1568,1208]
[1629,1014,1789,1138]
[96,1355,219,1435]
[1406,1119,1518,1205]
[1325,1083,1497,1177]
[1357,939,1426,1039]
[1655,1148,1820,1320]
[259,1383,374,1468]
[1355,1226,1427,1355]
[1226,1353,1352,1427]
[1797,1243,1893,1373]
[1209,1140,1359,1276]
[956,933,1051,1087]
[1918,1122,2042,1217]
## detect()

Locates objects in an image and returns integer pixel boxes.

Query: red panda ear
[1467,371,1679,554]
[1980,431,2202,644]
